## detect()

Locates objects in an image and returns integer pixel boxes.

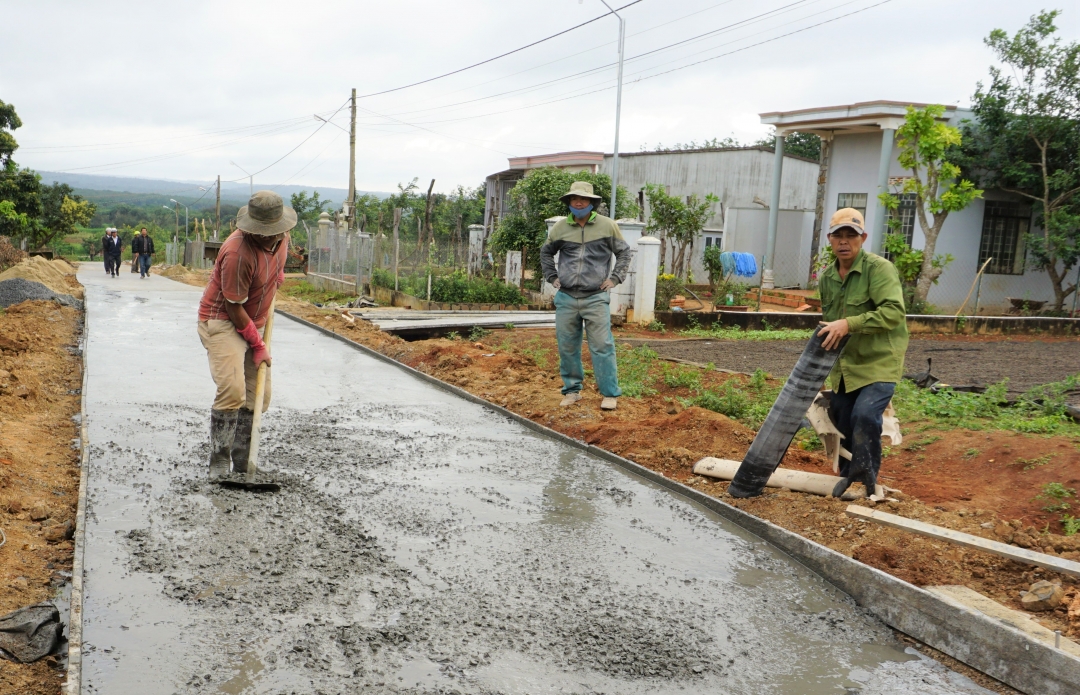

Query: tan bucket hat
[828,207,866,235]
[236,190,298,236]
[559,181,603,204]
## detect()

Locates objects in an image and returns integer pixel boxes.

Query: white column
[871,126,897,254]
[467,224,484,276]
[763,133,785,290]
[633,236,661,324]
[505,250,522,286]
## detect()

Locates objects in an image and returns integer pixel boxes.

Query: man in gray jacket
[540,181,632,411]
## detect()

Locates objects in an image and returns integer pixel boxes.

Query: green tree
[489,167,637,278]
[643,183,718,280]
[33,182,96,249]
[0,100,42,243]
[960,10,1080,312]
[879,105,982,304]
[755,131,822,160]
[289,190,333,223]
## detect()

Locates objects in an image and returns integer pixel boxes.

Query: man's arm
[539,233,561,286]
[608,228,632,285]
[225,301,270,367]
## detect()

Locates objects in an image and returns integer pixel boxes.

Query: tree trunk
[423,178,435,263]
[913,209,945,304]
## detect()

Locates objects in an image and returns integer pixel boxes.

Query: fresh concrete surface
[76,267,994,694]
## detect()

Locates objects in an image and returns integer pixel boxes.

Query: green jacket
[539,212,632,299]
[819,249,908,392]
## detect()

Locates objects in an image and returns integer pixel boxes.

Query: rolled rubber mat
[728,327,847,498]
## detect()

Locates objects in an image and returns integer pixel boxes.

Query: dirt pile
[0,256,83,299]
[154,264,212,288]
[0,299,83,695]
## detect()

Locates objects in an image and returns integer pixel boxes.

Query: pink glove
[237,321,270,367]
[277,265,285,286]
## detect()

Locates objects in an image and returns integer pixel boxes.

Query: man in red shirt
[197,191,294,479]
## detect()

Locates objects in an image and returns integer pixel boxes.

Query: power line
[352,0,645,101]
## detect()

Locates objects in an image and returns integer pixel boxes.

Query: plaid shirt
[198,229,288,328]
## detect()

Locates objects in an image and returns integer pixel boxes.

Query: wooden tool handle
[246,298,276,481]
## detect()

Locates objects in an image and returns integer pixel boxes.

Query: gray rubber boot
[231,408,255,474]
[209,409,239,480]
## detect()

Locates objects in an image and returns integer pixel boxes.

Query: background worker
[197,190,293,479]
[816,208,909,497]
[540,181,632,411]
[132,227,155,278]
[102,227,121,276]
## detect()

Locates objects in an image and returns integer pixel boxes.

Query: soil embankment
[0,260,84,695]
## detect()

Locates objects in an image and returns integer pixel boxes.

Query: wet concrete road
[77,268,994,695]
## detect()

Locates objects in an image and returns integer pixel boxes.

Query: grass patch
[678,325,814,341]
[682,367,781,428]
[1014,454,1055,471]
[617,345,658,397]
[520,338,550,369]
[891,375,1080,436]
[280,279,355,305]
[661,363,702,390]
[903,435,942,452]
[468,325,491,342]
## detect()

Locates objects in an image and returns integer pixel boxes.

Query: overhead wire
[352,0,645,100]
[357,0,892,129]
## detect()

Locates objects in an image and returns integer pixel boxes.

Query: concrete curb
[64,300,90,695]
[277,310,1080,695]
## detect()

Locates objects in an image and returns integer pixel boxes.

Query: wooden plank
[846,505,1080,578]
[926,585,1080,657]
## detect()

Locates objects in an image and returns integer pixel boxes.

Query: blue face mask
[570,204,594,219]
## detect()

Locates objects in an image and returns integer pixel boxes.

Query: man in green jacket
[540,181,632,411]
[817,208,909,497]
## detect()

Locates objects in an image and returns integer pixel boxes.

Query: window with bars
[887,193,918,246]
[837,193,867,215]
[979,201,1030,275]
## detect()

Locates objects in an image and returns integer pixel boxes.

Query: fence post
[467,224,484,277]
[317,212,331,276]
[633,236,661,324]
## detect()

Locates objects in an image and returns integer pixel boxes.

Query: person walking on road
[132,227,155,278]
[816,208,909,498]
[102,228,121,276]
[197,190,293,480]
[540,181,631,411]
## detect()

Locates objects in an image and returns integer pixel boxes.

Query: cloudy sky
[3,0,1075,195]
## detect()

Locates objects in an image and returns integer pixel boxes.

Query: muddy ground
[0,298,83,695]
[639,336,1080,395]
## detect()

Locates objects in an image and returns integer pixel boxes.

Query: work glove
[237,321,271,368]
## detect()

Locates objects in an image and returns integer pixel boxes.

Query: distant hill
[37,171,389,206]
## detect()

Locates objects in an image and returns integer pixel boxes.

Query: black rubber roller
[727,327,848,498]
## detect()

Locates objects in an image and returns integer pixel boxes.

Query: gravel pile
[0,278,83,309]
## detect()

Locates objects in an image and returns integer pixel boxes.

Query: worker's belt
[728,328,848,498]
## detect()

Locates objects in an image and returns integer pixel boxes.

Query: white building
[761,100,1055,313]
[483,147,819,286]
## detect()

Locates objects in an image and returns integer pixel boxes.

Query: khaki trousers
[197,319,271,412]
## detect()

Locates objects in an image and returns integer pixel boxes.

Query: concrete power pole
[348,87,356,230]
[215,175,221,241]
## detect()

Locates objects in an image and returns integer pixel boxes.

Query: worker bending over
[540,181,632,411]
[816,208,908,497]
[197,191,294,479]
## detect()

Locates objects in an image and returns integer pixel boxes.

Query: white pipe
[692,457,885,498]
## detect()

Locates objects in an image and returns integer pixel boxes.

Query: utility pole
[215,175,221,241]
[348,88,357,230]
[600,0,626,218]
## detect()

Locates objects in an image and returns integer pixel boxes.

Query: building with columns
[760,100,1056,314]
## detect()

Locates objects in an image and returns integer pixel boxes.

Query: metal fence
[306,225,375,295]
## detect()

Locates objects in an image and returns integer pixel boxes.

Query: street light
[170,199,189,241]
[231,161,253,197]
[314,113,349,134]
[598,0,626,219]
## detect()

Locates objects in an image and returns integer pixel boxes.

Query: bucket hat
[236,190,297,236]
[828,207,866,235]
[559,181,603,204]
